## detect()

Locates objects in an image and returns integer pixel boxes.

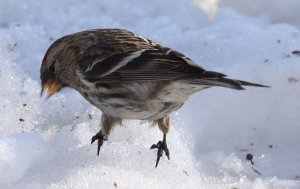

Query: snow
[219,0,300,27]
[0,0,300,188]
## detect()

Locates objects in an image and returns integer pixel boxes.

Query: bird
[40,28,268,167]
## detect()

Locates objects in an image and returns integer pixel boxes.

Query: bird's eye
[49,64,56,73]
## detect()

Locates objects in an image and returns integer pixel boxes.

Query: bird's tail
[190,71,269,90]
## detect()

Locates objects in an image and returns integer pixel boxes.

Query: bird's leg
[91,114,121,156]
[150,116,171,167]
[150,133,170,167]
[91,130,107,155]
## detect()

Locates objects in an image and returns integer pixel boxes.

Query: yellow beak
[41,79,61,98]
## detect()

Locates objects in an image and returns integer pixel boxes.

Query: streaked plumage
[40,29,268,167]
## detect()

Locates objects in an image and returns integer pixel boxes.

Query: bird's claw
[150,140,170,168]
[91,131,107,156]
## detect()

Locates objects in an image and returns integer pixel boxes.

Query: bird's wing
[76,44,219,83]
[75,32,267,90]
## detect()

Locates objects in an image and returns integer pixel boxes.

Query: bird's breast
[79,80,205,120]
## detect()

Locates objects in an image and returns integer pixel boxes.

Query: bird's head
[40,34,80,98]
[40,41,65,98]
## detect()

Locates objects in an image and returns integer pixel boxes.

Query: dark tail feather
[193,71,270,90]
[193,78,245,90]
[236,80,270,88]
[193,78,269,90]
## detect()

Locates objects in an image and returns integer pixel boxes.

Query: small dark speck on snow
[288,77,299,83]
[292,50,300,56]
[295,175,300,180]
[183,170,189,176]
[246,153,254,165]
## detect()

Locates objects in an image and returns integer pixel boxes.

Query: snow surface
[1,0,300,188]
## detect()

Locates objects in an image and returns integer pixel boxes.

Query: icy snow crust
[0,0,300,188]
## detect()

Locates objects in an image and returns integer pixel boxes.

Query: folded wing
[76,31,268,89]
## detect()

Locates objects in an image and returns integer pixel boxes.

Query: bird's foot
[91,131,107,155]
[150,139,170,168]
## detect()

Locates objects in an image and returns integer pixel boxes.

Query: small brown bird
[40,29,268,167]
